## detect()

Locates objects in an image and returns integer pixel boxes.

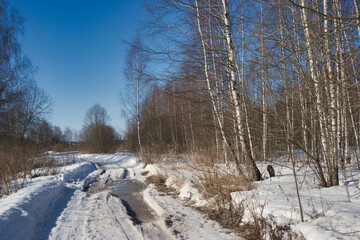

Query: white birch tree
[124,34,148,155]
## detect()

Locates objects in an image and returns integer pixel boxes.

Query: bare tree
[81,104,116,153]
[20,82,53,139]
[64,127,72,149]
[52,125,63,144]
[221,0,262,181]
[123,34,148,155]
[0,0,31,137]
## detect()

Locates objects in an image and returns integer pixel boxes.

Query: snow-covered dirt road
[0,153,240,240]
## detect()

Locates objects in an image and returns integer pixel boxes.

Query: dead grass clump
[31,155,60,178]
[33,155,58,169]
[199,206,244,233]
[190,164,261,238]
[192,147,221,165]
[141,151,163,166]
[193,167,251,209]
[49,168,59,176]
[238,217,303,240]
[0,141,38,196]
[145,174,175,193]
[61,153,77,166]
[200,202,303,240]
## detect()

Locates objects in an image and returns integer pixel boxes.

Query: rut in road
[87,167,156,225]
[48,164,173,240]
[84,167,172,239]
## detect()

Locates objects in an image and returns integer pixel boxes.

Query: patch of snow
[231,162,360,240]
[145,164,166,176]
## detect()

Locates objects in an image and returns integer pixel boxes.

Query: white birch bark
[195,0,233,165]
[136,67,143,155]
[324,0,337,170]
[208,9,227,163]
[300,0,330,186]
[221,0,261,181]
[239,0,255,160]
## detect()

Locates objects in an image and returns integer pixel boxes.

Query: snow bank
[296,222,347,240]
[80,153,138,167]
[143,184,240,240]
[144,164,166,176]
[60,162,97,182]
[0,162,97,239]
[0,176,64,239]
[167,177,207,207]
[231,163,360,239]
[145,163,207,207]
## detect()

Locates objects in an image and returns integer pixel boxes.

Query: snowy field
[232,162,360,240]
[0,153,240,240]
[145,156,360,240]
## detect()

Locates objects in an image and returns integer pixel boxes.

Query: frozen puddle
[88,178,156,225]
[111,180,156,224]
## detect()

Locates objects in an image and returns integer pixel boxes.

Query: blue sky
[11,0,147,135]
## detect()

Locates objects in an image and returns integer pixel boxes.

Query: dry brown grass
[143,154,302,239]
[191,147,223,165]
[237,217,304,240]
[145,174,175,193]
[0,141,64,197]
[192,164,251,208]
[0,142,37,196]
[198,206,244,233]
[141,152,162,166]
[188,160,301,239]
[188,163,250,235]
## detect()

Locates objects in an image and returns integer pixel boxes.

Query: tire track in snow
[46,155,172,240]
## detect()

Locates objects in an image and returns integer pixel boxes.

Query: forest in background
[124,0,360,187]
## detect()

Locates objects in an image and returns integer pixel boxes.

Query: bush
[0,139,37,196]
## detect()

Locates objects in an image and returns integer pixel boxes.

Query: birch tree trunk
[260,2,267,162]
[125,35,146,156]
[208,9,227,163]
[136,69,143,155]
[195,0,235,165]
[300,0,330,186]
[221,0,261,181]
[239,0,255,160]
